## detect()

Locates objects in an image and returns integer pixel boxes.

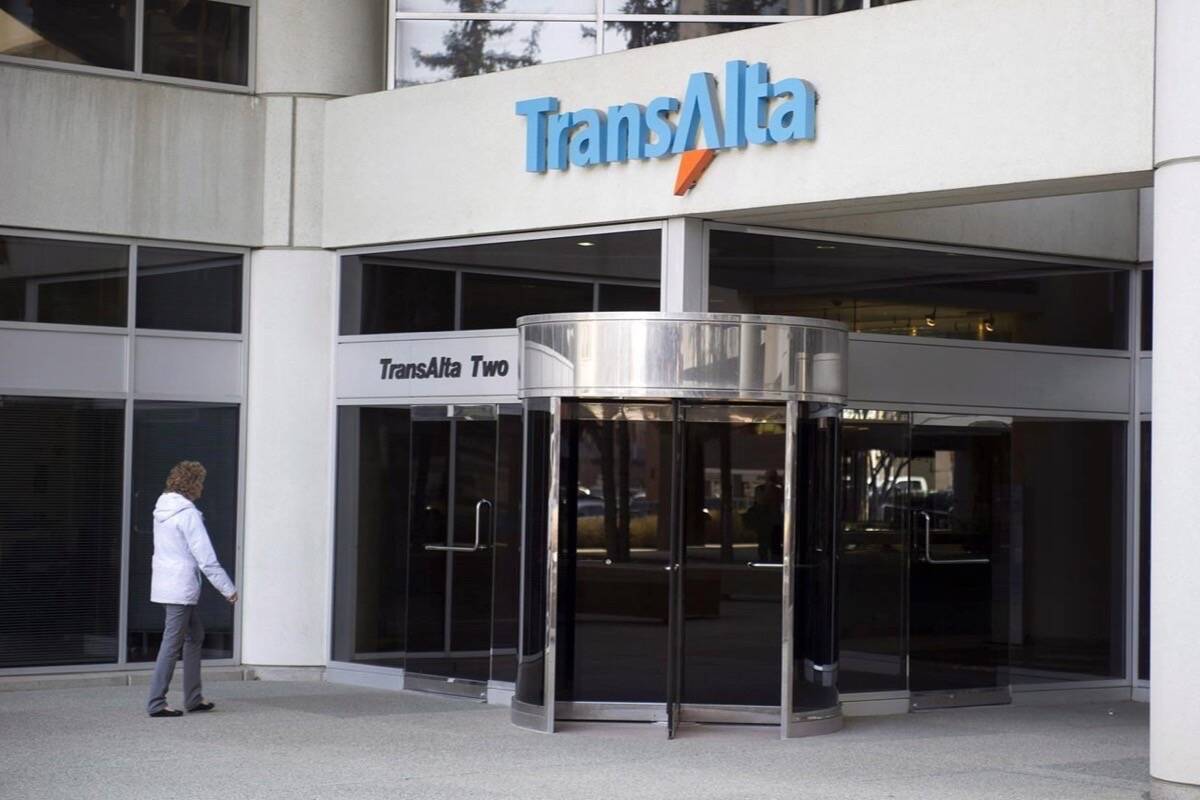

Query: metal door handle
[919,510,989,565]
[425,499,492,552]
[748,562,784,569]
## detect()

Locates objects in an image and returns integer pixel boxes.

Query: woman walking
[145,461,238,718]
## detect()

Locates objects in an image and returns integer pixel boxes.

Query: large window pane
[460,273,594,330]
[1141,269,1152,350]
[604,0,860,12]
[0,396,124,668]
[142,0,250,85]
[332,407,411,668]
[0,0,134,70]
[0,235,128,327]
[603,20,763,52]
[399,1,594,11]
[339,259,456,336]
[597,283,659,312]
[137,247,243,333]
[127,402,239,662]
[709,231,1130,350]
[1009,420,1126,682]
[396,19,594,86]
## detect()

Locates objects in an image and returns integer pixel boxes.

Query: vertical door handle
[425,499,492,552]
[920,510,989,565]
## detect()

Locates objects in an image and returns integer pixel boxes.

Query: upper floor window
[0,0,253,89]
[391,0,909,88]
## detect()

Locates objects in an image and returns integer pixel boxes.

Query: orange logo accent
[673,149,717,196]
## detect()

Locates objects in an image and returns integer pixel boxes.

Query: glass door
[405,405,498,697]
[908,415,1011,709]
[673,405,788,730]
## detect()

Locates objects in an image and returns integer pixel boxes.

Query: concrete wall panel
[255,0,383,97]
[0,66,264,245]
[323,0,1154,248]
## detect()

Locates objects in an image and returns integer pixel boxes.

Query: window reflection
[603,0,860,13]
[0,0,134,70]
[603,19,762,52]
[0,234,128,327]
[142,0,250,85]
[396,19,595,86]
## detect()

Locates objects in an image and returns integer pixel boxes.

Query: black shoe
[149,708,183,718]
[188,701,215,713]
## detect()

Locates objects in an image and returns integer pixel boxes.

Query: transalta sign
[515,60,816,193]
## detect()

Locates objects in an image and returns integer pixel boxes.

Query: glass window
[460,273,594,330]
[1141,269,1152,350]
[142,0,250,85]
[136,247,243,334]
[0,396,124,668]
[603,20,764,52]
[709,231,1130,350]
[598,283,659,312]
[1009,419,1126,682]
[0,0,135,70]
[332,407,411,668]
[340,259,456,336]
[127,402,239,662]
[396,19,595,86]
[399,1,594,11]
[0,235,128,327]
[1138,420,1150,681]
[604,0,860,12]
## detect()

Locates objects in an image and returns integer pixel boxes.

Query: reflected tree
[412,0,542,80]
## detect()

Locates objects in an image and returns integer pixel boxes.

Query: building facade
[1,0,1197,792]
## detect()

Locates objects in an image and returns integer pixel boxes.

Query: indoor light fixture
[816,244,837,250]
[576,240,595,247]
[925,309,937,328]
[983,316,995,333]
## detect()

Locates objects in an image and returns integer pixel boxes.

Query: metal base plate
[403,672,487,700]
[910,686,1011,711]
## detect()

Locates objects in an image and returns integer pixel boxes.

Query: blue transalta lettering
[515,60,815,173]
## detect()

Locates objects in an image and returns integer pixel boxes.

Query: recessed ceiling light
[576,241,596,247]
[816,244,836,250]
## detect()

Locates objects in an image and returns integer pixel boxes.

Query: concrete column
[241,248,336,667]
[661,217,707,312]
[1150,1,1200,794]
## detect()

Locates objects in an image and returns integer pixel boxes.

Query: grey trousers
[146,603,205,714]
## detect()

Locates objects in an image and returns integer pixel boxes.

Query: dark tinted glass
[142,0,249,85]
[0,0,134,70]
[557,410,673,702]
[0,396,124,668]
[340,259,456,335]
[127,403,239,662]
[837,411,909,693]
[331,407,411,668]
[597,283,659,312]
[682,418,786,707]
[136,247,242,333]
[1141,270,1152,350]
[1009,420,1126,681]
[460,274,594,330]
[491,409,524,683]
[709,231,1130,349]
[0,235,128,327]
[514,402,551,707]
[1138,420,1150,681]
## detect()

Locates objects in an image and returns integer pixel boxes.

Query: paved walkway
[0,679,1149,800]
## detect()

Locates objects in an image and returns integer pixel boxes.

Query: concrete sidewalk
[0,679,1149,800]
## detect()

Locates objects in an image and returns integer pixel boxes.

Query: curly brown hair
[165,461,206,500]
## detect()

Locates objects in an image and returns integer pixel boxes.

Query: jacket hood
[153,492,195,523]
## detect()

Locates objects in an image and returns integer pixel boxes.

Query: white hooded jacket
[150,492,237,606]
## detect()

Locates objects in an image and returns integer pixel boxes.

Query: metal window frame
[0,227,250,677]
[0,0,257,94]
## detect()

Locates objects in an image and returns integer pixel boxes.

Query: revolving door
[510,313,848,738]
